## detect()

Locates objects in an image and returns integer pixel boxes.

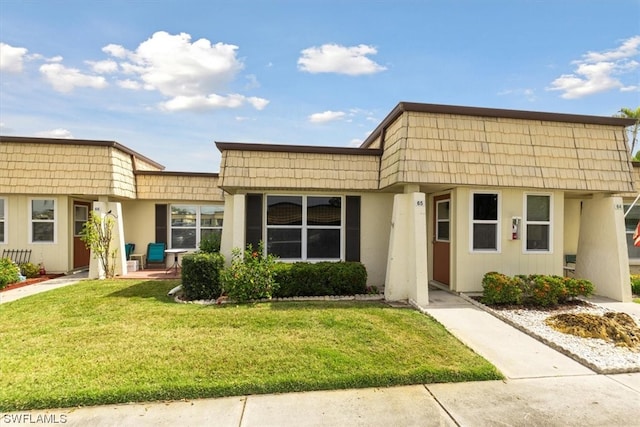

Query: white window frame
[469,191,501,253]
[265,194,344,261]
[169,204,224,250]
[0,197,6,244]
[435,199,450,242]
[523,193,553,253]
[624,203,640,261]
[29,198,57,244]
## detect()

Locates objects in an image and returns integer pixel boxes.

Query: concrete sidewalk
[0,270,88,304]
[2,284,640,426]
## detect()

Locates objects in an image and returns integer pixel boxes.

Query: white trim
[435,198,450,242]
[29,197,57,244]
[169,204,224,249]
[523,192,553,253]
[264,194,344,261]
[469,191,501,253]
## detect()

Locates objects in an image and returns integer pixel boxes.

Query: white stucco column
[220,194,246,264]
[576,195,631,302]
[88,201,126,279]
[384,190,429,307]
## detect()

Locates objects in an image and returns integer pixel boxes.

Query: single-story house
[1,102,637,305]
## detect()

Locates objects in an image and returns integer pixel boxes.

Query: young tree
[81,211,117,278]
[618,107,640,155]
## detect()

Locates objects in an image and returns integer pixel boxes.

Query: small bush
[631,275,640,295]
[181,252,225,300]
[199,232,221,254]
[563,277,594,300]
[220,242,278,303]
[19,262,40,279]
[481,272,521,305]
[482,272,594,307]
[273,261,367,298]
[523,275,566,307]
[0,258,21,289]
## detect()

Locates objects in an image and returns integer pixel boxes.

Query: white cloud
[35,128,74,139]
[0,42,28,73]
[105,31,243,97]
[0,122,14,133]
[308,110,346,123]
[498,88,537,102]
[39,62,108,93]
[86,59,118,74]
[547,36,640,99]
[116,79,142,90]
[348,138,362,147]
[298,44,386,75]
[161,93,268,112]
[102,31,267,112]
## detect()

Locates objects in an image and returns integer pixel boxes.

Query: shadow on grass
[107,280,179,304]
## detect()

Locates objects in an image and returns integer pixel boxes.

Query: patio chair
[146,242,166,267]
[125,243,135,260]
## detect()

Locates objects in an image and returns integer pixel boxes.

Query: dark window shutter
[345,196,361,262]
[246,194,263,249]
[155,204,168,244]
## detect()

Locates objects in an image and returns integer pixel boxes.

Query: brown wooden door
[73,202,91,268]
[433,194,450,285]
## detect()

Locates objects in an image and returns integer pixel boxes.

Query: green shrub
[631,275,640,295]
[199,232,221,254]
[0,258,21,289]
[273,261,367,298]
[19,262,40,279]
[482,272,594,307]
[325,262,367,295]
[220,242,278,303]
[523,275,565,307]
[481,272,521,305]
[181,252,225,300]
[564,277,594,300]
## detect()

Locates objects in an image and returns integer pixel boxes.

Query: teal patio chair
[125,243,135,260]
[146,243,166,267]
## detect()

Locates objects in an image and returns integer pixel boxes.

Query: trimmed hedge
[181,252,225,300]
[273,261,367,297]
[482,272,594,307]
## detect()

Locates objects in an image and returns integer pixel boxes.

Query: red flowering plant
[220,241,279,303]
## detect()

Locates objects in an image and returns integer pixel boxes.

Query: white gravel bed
[477,300,640,374]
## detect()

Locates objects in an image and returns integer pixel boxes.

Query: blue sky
[1,0,639,172]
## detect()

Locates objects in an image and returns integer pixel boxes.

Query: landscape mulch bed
[1,275,64,292]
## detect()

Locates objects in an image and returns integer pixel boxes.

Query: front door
[433,194,450,285]
[73,202,91,268]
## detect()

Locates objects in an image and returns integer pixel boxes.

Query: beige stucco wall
[220,151,380,191]
[378,112,633,193]
[0,194,71,273]
[563,199,581,256]
[451,187,565,293]
[136,173,224,201]
[360,193,393,288]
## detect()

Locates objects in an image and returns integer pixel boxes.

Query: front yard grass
[0,279,502,411]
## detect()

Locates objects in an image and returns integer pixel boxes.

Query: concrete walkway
[2,280,639,426]
[0,270,88,304]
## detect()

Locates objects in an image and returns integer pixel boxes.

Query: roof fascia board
[215,141,382,156]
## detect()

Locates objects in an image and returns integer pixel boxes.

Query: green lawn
[0,279,502,411]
